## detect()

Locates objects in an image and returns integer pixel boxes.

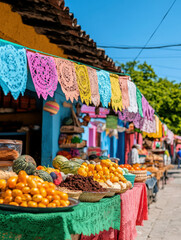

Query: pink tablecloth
[81,183,148,240]
[118,182,148,240]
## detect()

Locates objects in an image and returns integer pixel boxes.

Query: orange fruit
[30,188,40,195]
[95,165,102,172]
[20,201,28,207]
[65,200,70,206]
[28,201,37,208]
[93,173,100,180]
[0,199,4,204]
[53,195,60,201]
[109,173,114,178]
[109,167,116,173]
[59,200,68,207]
[4,196,13,203]
[114,172,119,177]
[0,191,5,198]
[110,176,119,183]
[24,194,32,201]
[15,196,23,204]
[38,203,46,208]
[78,168,87,177]
[36,182,43,188]
[47,203,56,208]
[12,189,23,197]
[18,171,27,184]
[48,182,56,189]
[116,168,123,174]
[88,164,95,171]
[32,194,43,203]
[0,179,7,190]
[88,171,93,177]
[98,171,103,176]
[5,189,12,197]
[46,188,55,196]
[41,198,49,206]
[113,163,118,169]
[47,195,53,202]
[7,176,18,189]
[9,202,19,206]
[52,200,60,207]
[39,187,47,198]
[59,192,68,201]
[27,178,37,188]
[82,162,88,167]
[22,187,30,194]
[16,182,25,190]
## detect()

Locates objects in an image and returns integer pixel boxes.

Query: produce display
[60,175,105,192]
[78,160,127,183]
[0,170,70,208]
[119,164,146,171]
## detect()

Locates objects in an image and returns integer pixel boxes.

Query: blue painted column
[41,85,73,166]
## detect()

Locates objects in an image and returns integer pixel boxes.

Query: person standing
[177,148,181,169]
[128,145,140,165]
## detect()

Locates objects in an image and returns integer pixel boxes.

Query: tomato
[134,167,140,170]
[16,182,25,190]
[41,198,49,206]
[59,192,68,201]
[32,194,43,203]
[20,201,28,207]
[5,189,12,197]
[141,167,146,170]
[27,178,37,188]
[38,203,46,208]
[9,202,19,206]
[46,188,55,196]
[47,203,56,208]
[18,171,27,184]
[4,196,13,203]
[7,176,18,189]
[14,196,22,204]
[22,187,30,194]
[36,166,45,170]
[30,188,40,195]
[52,200,60,207]
[24,194,32,201]
[0,199,4,204]
[12,189,23,197]
[0,179,7,189]
[28,201,37,208]
[119,164,125,168]
[39,188,47,198]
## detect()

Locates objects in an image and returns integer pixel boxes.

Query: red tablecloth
[81,183,148,240]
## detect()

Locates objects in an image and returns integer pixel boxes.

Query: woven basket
[79,192,107,202]
[129,170,147,182]
[104,190,115,197]
[56,187,82,200]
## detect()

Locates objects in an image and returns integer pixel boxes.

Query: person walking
[177,148,181,169]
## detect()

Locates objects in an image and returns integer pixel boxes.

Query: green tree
[119,61,181,135]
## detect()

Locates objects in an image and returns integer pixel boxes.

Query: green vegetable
[13,155,36,175]
[34,170,53,182]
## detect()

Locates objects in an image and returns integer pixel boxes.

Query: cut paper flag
[0,44,27,100]
[27,51,58,100]
[55,58,79,102]
[110,73,122,112]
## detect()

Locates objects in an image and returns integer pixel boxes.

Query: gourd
[34,170,53,182]
[13,155,36,175]
[52,155,68,169]
[58,161,81,175]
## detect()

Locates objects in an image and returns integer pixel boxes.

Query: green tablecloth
[0,195,120,240]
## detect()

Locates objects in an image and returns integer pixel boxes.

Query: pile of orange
[78,159,127,183]
[0,170,69,208]
[120,163,146,171]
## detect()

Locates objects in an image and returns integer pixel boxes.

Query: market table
[0,195,120,240]
[81,183,148,240]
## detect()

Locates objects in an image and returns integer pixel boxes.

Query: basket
[104,190,115,197]
[124,174,136,187]
[129,170,147,182]
[79,192,107,202]
[56,187,82,200]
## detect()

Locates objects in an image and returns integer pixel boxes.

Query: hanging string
[0,38,129,77]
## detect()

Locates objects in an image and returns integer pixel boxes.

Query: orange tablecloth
[81,183,148,240]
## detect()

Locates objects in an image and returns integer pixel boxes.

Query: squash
[58,161,81,175]
[34,170,53,182]
[13,155,36,175]
[52,155,68,169]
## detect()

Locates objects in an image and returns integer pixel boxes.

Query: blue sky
[65,0,181,83]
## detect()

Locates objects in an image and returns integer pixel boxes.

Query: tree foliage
[119,61,181,135]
